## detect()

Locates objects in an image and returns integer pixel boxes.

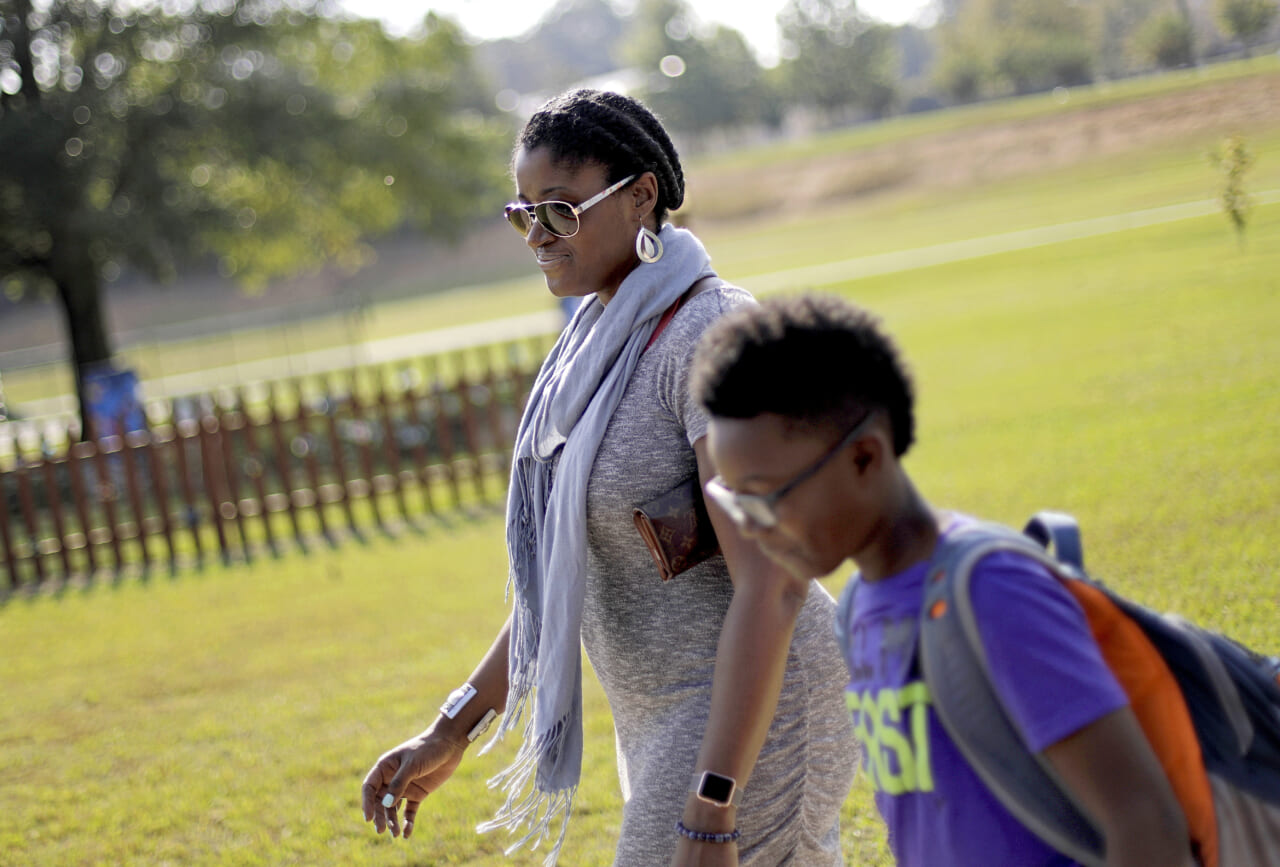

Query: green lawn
[3,180,1277,863]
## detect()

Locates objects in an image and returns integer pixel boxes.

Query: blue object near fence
[83,363,146,438]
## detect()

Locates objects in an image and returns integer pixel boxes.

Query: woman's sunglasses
[504,174,636,239]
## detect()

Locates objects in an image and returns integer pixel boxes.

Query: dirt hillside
[689,70,1280,223]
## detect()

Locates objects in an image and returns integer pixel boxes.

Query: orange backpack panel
[1065,580,1218,867]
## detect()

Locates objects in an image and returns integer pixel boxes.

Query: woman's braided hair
[516,89,685,226]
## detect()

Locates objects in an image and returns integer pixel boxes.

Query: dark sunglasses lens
[537,201,579,237]
[505,206,533,237]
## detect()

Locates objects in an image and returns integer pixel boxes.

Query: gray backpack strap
[834,573,861,662]
[1023,510,1085,571]
[920,521,1106,867]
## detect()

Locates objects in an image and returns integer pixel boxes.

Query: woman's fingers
[360,736,456,839]
[403,798,423,838]
[360,751,405,831]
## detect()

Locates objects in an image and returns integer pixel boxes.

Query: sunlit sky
[339,0,937,66]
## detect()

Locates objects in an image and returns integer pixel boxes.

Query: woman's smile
[535,248,570,271]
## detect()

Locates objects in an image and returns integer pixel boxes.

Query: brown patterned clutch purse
[633,474,721,581]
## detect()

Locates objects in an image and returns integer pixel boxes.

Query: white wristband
[466,708,498,742]
[441,683,477,720]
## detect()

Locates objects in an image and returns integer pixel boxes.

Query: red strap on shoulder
[644,294,684,353]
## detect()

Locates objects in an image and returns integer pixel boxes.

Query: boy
[689,294,1198,867]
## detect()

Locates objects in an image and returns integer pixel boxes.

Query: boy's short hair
[692,294,916,457]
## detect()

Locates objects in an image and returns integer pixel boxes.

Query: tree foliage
[777,0,898,118]
[0,0,509,431]
[1095,0,1164,76]
[1138,10,1196,68]
[1210,133,1254,244]
[622,0,779,136]
[933,0,1097,100]
[1216,0,1279,53]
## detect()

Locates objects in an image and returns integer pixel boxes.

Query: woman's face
[512,146,649,305]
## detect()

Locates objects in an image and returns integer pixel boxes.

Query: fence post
[233,394,279,559]
[91,437,125,575]
[482,352,508,482]
[320,379,361,541]
[119,429,153,575]
[431,378,462,509]
[400,377,435,517]
[376,381,411,525]
[0,470,18,589]
[454,371,486,504]
[37,441,74,581]
[66,441,99,577]
[197,415,235,567]
[294,381,334,547]
[266,383,307,552]
[171,419,205,570]
[146,429,179,574]
[345,372,385,533]
[14,460,45,585]
[218,408,255,564]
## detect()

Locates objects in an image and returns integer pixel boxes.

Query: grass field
[3,64,1280,866]
[3,200,1276,866]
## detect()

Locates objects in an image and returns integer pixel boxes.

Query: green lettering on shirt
[846,682,935,794]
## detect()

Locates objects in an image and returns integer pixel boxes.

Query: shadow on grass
[0,489,510,611]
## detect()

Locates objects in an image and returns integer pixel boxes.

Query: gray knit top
[581,284,858,865]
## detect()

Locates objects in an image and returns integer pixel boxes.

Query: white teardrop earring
[635,225,664,264]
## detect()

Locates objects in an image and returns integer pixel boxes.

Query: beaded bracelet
[675,820,741,844]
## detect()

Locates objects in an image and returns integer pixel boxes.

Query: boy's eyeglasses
[504,174,636,239]
[705,411,875,530]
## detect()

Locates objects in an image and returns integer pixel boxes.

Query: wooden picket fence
[0,337,554,591]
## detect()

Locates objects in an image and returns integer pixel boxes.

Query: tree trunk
[1173,0,1199,66]
[52,243,114,440]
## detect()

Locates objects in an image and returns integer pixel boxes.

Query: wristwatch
[691,770,740,807]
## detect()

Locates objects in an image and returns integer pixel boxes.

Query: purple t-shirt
[839,524,1129,867]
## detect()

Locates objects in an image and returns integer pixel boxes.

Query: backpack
[838,511,1280,867]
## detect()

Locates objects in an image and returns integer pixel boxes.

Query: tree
[933,0,1097,99]
[1096,0,1164,76]
[623,0,778,136]
[1137,10,1196,68]
[1217,0,1279,55]
[777,0,897,119]
[1210,134,1254,246]
[990,0,1096,93]
[933,28,986,103]
[0,0,509,435]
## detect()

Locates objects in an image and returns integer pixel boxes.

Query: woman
[360,89,857,867]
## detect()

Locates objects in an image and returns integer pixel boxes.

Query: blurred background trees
[777,0,899,119]
[0,0,508,434]
[2,0,1278,428]
[1217,0,1280,54]
[623,0,781,136]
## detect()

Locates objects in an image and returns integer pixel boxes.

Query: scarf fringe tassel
[477,711,577,867]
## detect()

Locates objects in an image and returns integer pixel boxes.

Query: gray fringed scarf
[478,225,714,864]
